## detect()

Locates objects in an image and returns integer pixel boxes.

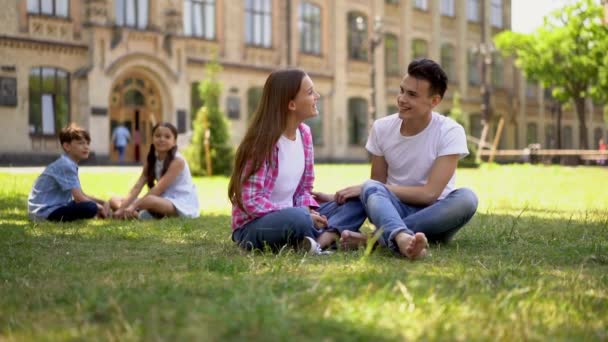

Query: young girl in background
[228,68,327,253]
[110,122,200,219]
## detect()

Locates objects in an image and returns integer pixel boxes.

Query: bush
[186,61,234,176]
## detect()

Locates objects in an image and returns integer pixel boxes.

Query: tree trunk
[574,97,589,150]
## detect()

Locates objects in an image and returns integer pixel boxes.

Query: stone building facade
[0,0,605,164]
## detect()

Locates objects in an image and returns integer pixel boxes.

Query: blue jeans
[316,199,367,235]
[232,200,368,252]
[47,200,98,222]
[360,180,478,253]
[232,207,318,252]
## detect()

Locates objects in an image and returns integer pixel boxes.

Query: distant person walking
[112,122,131,163]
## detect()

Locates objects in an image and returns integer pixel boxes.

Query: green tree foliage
[186,61,234,176]
[494,0,607,149]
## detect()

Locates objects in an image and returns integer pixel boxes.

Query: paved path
[0,166,142,173]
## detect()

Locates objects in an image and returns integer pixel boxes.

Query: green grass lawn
[1,164,607,341]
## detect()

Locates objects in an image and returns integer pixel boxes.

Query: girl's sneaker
[301,236,333,256]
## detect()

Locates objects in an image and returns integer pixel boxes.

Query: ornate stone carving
[85,0,108,25]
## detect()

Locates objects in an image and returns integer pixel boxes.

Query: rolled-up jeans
[232,207,318,252]
[360,180,478,254]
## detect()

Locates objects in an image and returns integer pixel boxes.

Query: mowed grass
[0,164,607,341]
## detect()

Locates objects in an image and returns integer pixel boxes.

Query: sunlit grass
[0,164,607,341]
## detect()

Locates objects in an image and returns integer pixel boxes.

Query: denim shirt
[28,154,81,220]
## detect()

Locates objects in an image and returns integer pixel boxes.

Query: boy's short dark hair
[59,123,91,145]
[407,58,448,98]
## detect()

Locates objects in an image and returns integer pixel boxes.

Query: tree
[185,61,234,176]
[494,0,608,149]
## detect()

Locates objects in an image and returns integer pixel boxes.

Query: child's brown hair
[59,123,91,145]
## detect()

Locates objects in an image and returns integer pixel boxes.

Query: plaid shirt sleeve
[241,159,282,215]
[293,123,319,208]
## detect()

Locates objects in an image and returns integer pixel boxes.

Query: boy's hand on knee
[335,185,362,204]
[312,191,335,203]
[310,212,328,229]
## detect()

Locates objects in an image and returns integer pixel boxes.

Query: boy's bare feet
[340,230,369,250]
[395,232,428,260]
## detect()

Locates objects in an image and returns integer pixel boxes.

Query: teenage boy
[315,59,478,259]
[28,123,109,222]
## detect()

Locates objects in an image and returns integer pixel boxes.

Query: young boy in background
[28,123,109,222]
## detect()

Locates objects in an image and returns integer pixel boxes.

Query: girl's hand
[311,191,335,203]
[310,210,328,229]
[113,208,125,219]
[96,203,108,219]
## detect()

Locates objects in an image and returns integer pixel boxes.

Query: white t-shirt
[270,129,305,207]
[365,112,468,200]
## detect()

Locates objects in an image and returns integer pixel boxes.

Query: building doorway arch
[109,71,162,163]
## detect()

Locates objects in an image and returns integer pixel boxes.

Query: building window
[440,0,455,17]
[247,86,263,119]
[384,33,400,76]
[492,52,504,88]
[526,81,537,98]
[299,2,321,55]
[305,98,324,145]
[385,0,400,4]
[413,0,428,11]
[245,0,272,48]
[490,0,503,28]
[27,0,69,17]
[468,50,480,86]
[412,39,428,60]
[441,44,455,82]
[545,124,555,149]
[29,67,70,135]
[226,96,241,120]
[183,0,215,39]
[191,82,204,127]
[347,12,368,61]
[563,126,573,149]
[348,97,368,146]
[467,0,480,22]
[115,0,149,29]
[526,122,538,144]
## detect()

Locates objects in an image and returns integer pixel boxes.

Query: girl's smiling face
[152,126,177,153]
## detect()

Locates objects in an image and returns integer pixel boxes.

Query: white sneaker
[301,236,332,256]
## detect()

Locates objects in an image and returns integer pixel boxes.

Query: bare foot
[340,231,369,250]
[395,232,428,260]
[317,231,339,249]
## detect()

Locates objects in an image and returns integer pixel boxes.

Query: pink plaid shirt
[231,123,319,230]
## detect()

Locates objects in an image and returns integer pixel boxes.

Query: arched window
[123,89,145,106]
[412,39,428,60]
[183,0,216,39]
[384,33,400,76]
[27,0,69,17]
[440,43,455,81]
[347,12,368,61]
[115,0,149,29]
[348,97,368,146]
[29,67,70,135]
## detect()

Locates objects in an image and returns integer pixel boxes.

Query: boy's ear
[430,95,442,108]
[61,141,71,152]
[288,100,296,111]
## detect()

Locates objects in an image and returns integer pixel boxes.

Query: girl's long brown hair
[228,68,307,211]
[146,122,178,189]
